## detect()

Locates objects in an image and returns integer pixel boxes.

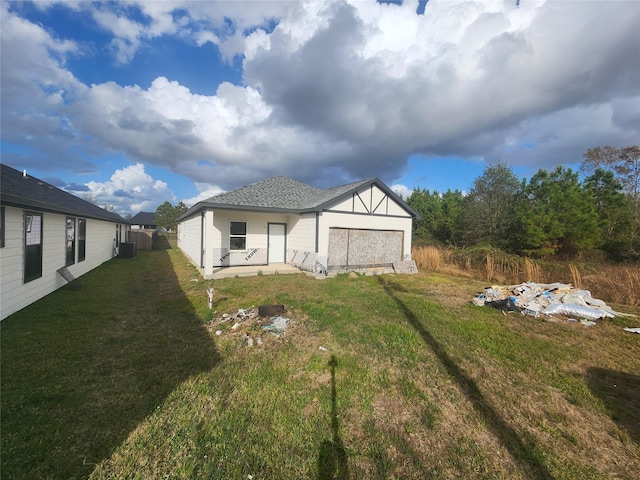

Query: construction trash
[261,315,289,335]
[623,327,640,334]
[206,306,293,346]
[473,282,635,322]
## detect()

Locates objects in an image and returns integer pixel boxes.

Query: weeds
[413,245,639,306]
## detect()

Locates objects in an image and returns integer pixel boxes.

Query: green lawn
[2,241,639,479]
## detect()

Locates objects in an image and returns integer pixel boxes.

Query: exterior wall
[330,184,409,216]
[1,206,123,320]
[287,212,325,274]
[207,211,289,273]
[177,212,204,273]
[287,212,316,252]
[317,211,413,267]
[176,183,414,278]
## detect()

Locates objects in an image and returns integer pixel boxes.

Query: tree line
[406,146,640,261]
[154,201,187,232]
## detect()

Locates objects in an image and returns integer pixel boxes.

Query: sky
[1,0,639,216]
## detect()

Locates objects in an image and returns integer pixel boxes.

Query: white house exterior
[0,164,129,320]
[177,176,417,278]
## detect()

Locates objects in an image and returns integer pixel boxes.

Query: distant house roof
[0,163,128,223]
[129,211,157,226]
[178,175,418,221]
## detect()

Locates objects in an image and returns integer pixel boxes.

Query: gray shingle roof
[1,163,128,223]
[178,175,417,220]
[203,176,325,210]
[129,211,157,225]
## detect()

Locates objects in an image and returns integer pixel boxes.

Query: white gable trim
[323,184,412,217]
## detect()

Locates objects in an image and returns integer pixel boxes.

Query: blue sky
[1,0,639,215]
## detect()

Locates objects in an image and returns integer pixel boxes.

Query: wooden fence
[127,229,157,251]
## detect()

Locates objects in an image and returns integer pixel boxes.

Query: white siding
[208,211,289,272]
[202,210,217,276]
[179,210,293,276]
[287,213,316,252]
[1,206,123,320]
[177,212,203,272]
[287,212,325,273]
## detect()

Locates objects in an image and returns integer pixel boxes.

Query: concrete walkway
[208,263,305,279]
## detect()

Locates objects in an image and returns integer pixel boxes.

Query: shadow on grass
[317,355,350,480]
[0,248,220,480]
[586,367,640,444]
[152,236,172,250]
[377,276,555,480]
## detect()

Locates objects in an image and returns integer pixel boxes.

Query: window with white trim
[229,221,247,250]
[66,217,76,266]
[78,218,86,262]
[24,211,43,283]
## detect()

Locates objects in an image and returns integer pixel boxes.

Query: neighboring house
[0,164,130,320]
[129,211,157,230]
[176,176,418,278]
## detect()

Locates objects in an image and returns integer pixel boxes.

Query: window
[1,206,5,248]
[66,217,76,266]
[229,221,247,250]
[24,211,43,283]
[78,218,86,262]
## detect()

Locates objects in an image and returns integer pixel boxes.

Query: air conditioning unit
[119,242,137,258]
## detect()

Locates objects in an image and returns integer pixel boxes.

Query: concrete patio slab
[208,263,304,279]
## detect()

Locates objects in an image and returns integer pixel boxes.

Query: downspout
[200,210,205,269]
[315,211,320,253]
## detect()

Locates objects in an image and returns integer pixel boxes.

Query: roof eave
[1,194,129,224]
[177,202,302,222]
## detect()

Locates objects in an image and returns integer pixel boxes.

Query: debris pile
[473,282,633,322]
[207,305,292,347]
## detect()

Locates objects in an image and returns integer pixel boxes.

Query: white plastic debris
[474,281,633,321]
[261,315,289,335]
[623,327,640,334]
[542,303,611,321]
[271,316,288,331]
[319,346,328,352]
[215,330,222,336]
[472,296,486,307]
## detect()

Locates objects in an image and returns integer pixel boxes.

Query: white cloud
[1,0,639,196]
[181,182,226,207]
[85,163,175,215]
[390,184,411,200]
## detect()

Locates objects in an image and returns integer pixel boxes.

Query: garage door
[327,228,403,269]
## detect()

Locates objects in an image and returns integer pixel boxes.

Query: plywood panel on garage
[327,227,349,266]
[327,228,403,268]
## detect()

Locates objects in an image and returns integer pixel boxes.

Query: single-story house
[176,176,418,278]
[0,164,130,320]
[129,211,157,230]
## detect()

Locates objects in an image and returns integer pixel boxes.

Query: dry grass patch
[413,245,640,307]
